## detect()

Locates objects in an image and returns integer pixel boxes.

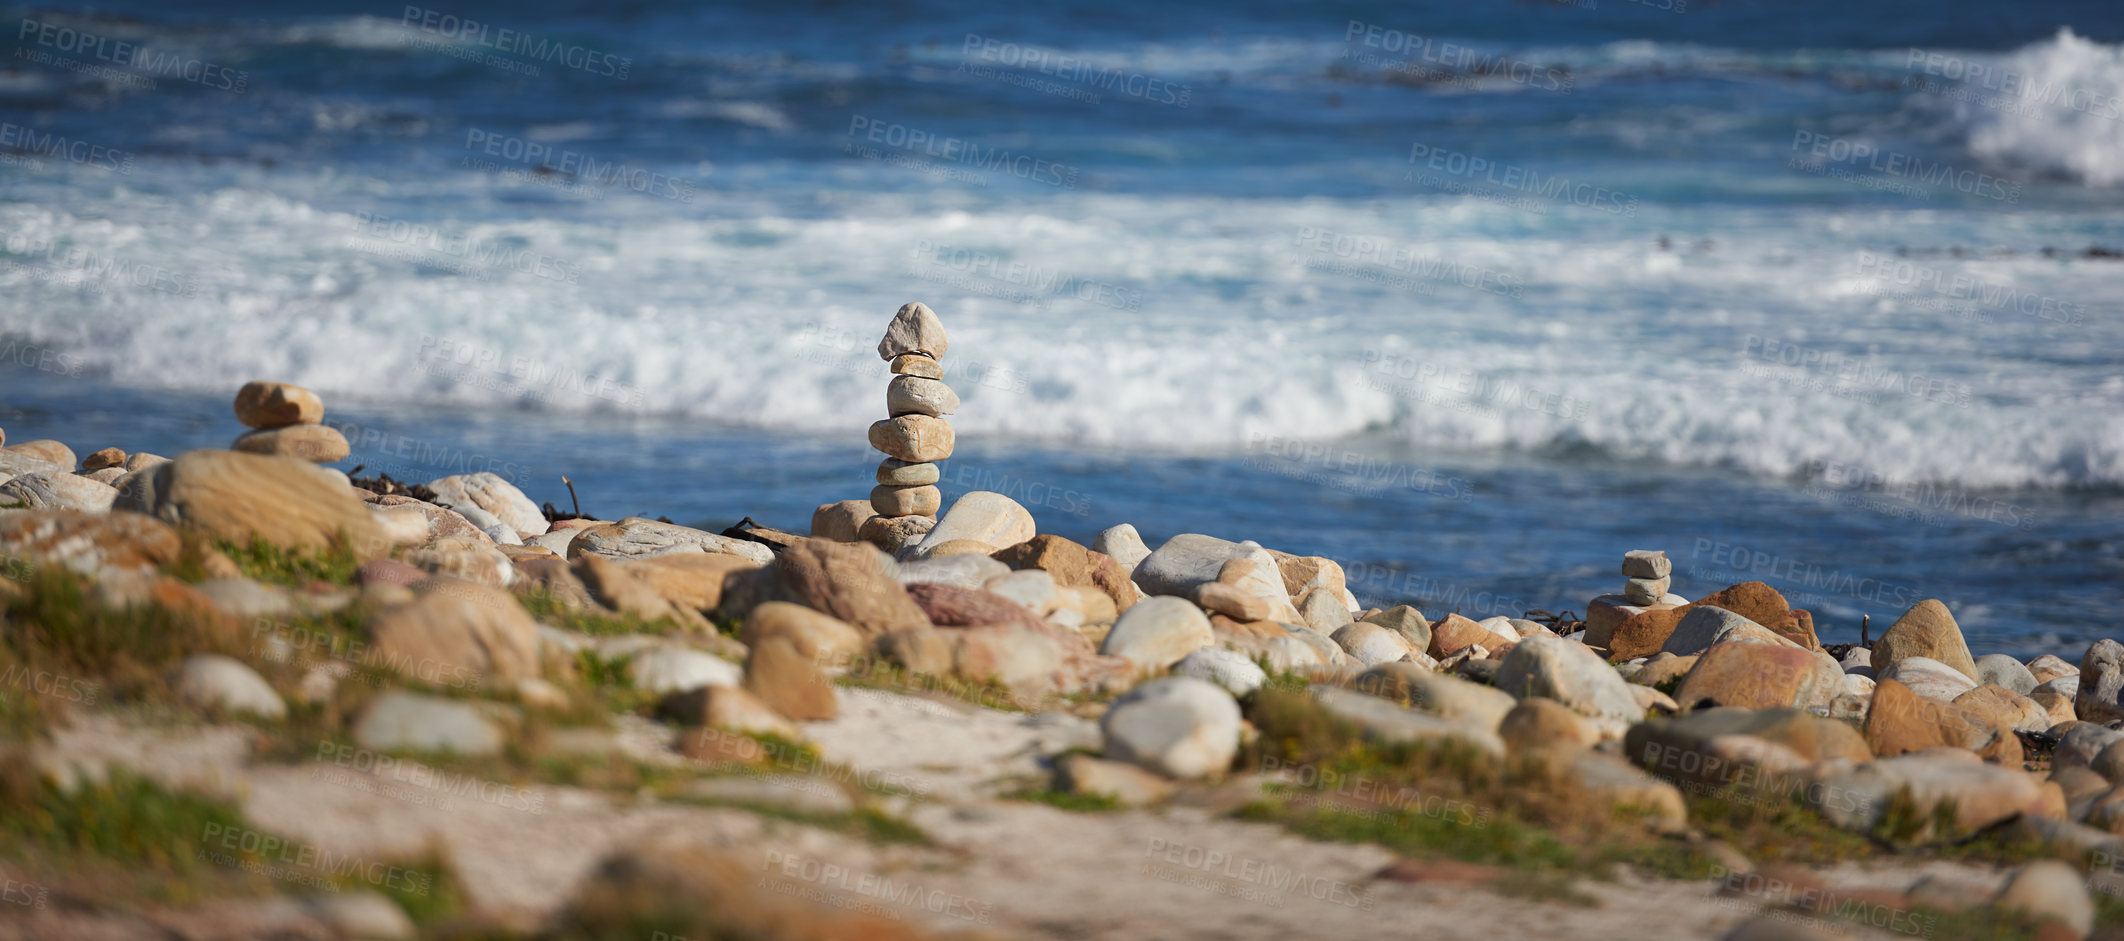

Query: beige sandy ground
[13,688,2013,940]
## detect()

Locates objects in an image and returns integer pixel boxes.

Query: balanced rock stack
[859,303,959,551]
[1582,549,1686,648]
[229,380,349,463]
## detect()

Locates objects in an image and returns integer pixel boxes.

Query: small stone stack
[230,380,350,463]
[860,303,959,551]
[1620,549,1672,605]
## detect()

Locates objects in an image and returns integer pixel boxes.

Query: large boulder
[568,517,774,566]
[1493,635,1642,736]
[426,472,548,540]
[364,577,542,688]
[1624,708,1869,791]
[230,424,350,463]
[0,472,119,512]
[1869,599,1978,682]
[2078,639,2124,725]
[991,534,1140,613]
[117,450,389,558]
[1671,642,1841,711]
[1975,654,2039,696]
[1953,684,2052,733]
[1100,677,1241,779]
[1817,751,2048,840]
[905,491,1034,559]
[1863,678,2021,763]
[1877,656,1979,702]
[1099,595,1213,674]
[1607,582,1790,662]
[1659,607,1796,657]
[747,539,930,638]
[0,509,182,575]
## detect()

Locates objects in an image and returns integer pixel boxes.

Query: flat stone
[1975,654,2038,695]
[81,447,125,470]
[1878,656,1980,702]
[745,634,837,721]
[1622,550,1671,578]
[890,352,943,379]
[172,654,286,719]
[1054,753,1174,806]
[886,375,959,418]
[233,381,325,428]
[1818,751,2048,840]
[868,415,955,463]
[1672,641,1841,711]
[353,691,505,755]
[874,458,939,486]
[1170,647,1267,699]
[1623,575,1670,606]
[1099,595,1213,674]
[869,483,941,517]
[876,301,949,360]
[857,514,933,553]
[1091,523,1150,572]
[231,425,350,463]
[906,491,1034,558]
[1361,606,1430,652]
[1493,635,1643,737]
[117,450,390,559]
[680,775,854,816]
[568,517,774,566]
[1331,621,1413,666]
[0,472,118,512]
[365,577,543,687]
[1310,687,1505,758]
[1102,677,1242,780]
[628,646,744,696]
[1353,662,1517,730]
[1869,599,1978,682]
[425,472,547,539]
[897,552,1010,590]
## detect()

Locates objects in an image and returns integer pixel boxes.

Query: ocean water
[0,0,2120,657]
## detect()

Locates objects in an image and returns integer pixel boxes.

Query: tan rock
[886,375,959,417]
[118,450,391,558]
[123,452,169,472]
[991,533,1141,614]
[81,447,125,470]
[425,472,547,539]
[868,483,941,517]
[742,602,864,667]
[1583,594,1650,648]
[867,415,954,463]
[1631,653,1697,688]
[629,552,758,615]
[660,685,799,738]
[874,458,940,486]
[1054,752,1173,806]
[744,635,837,721]
[572,554,688,624]
[1864,678,2022,763]
[857,514,933,552]
[0,509,181,575]
[1869,599,1978,682]
[0,472,118,512]
[2031,683,2077,726]
[1194,581,1271,621]
[875,301,949,360]
[2028,654,2078,685]
[890,352,943,379]
[810,500,876,542]
[1499,698,1600,755]
[400,547,513,588]
[233,380,325,428]
[231,424,351,463]
[908,491,1034,558]
[4,439,76,468]
[1954,683,2051,733]
[1607,581,1791,662]
[567,517,774,565]
[1672,642,1841,711]
[1427,613,1493,660]
[763,538,931,639]
[365,577,541,687]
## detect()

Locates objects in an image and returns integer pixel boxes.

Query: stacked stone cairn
[858,303,959,551]
[230,380,349,464]
[1620,549,1672,605]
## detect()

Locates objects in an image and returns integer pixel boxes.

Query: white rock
[627,646,744,695]
[886,375,960,417]
[452,505,522,545]
[897,552,1011,590]
[906,491,1035,559]
[1171,648,1268,699]
[1092,523,1151,573]
[196,577,295,619]
[354,691,504,755]
[570,517,775,565]
[0,472,117,512]
[1621,550,1671,578]
[1101,677,1242,780]
[1330,622,1414,667]
[984,568,1059,616]
[425,472,548,540]
[301,892,417,941]
[876,301,950,360]
[1476,617,1521,647]
[1878,656,1979,702]
[172,654,286,719]
[1493,635,1642,737]
[528,528,580,555]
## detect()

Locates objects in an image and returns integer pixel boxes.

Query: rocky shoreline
[0,306,2112,940]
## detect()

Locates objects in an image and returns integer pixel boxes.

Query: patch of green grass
[0,564,254,727]
[216,537,362,588]
[0,769,250,871]
[1007,788,1121,812]
[1241,799,1580,871]
[522,588,680,638]
[834,656,1027,713]
[1682,788,1878,867]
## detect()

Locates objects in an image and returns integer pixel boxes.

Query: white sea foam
[1950,28,2124,187]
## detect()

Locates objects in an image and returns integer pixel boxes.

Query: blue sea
[1,0,2120,658]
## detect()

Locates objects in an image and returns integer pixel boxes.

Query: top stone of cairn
[876,302,949,361]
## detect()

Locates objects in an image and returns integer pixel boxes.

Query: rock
[1100,595,1213,673]
[1953,684,2051,733]
[874,458,940,486]
[196,576,295,619]
[1298,588,1354,635]
[426,472,547,539]
[858,514,933,552]
[1128,533,1242,600]
[79,467,124,486]
[745,540,937,637]
[869,483,941,517]
[1630,684,1679,713]
[1330,622,1413,667]
[1992,860,2094,937]
[886,376,959,417]
[2028,654,2078,684]
[811,500,877,543]
[569,517,774,566]
[231,425,350,463]
[896,552,1011,590]
[906,582,1045,632]
[1054,753,1173,806]
[1310,687,1506,758]
[2078,639,2124,725]
[4,440,75,468]
[905,491,1034,560]
[1840,647,1874,677]
[1625,708,1870,789]
[984,569,1059,616]
[1975,654,2038,696]
[948,623,1064,697]
[399,546,514,588]
[1661,607,1795,657]
[628,646,744,696]
[1622,550,1672,578]
[1672,642,1841,711]
[875,301,949,360]
[124,452,169,472]
[745,635,836,721]
[353,691,504,755]
[80,447,125,470]
[171,654,286,719]
[2032,676,2079,726]
[118,450,391,559]
[1569,750,1687,826]
[1101,677,1242,779]
[300,892,416,941]
[452,505,520,545]
[1632,653,1697,689]
[867,415,955,463]
[1878,656,1980,702]
[1623,576,1670,606]
[660,685,799,738]
[1863,678,2021,763]
[572,554,689,624]
[1361,606,1430,652]
[356,558,428,589]
[991,534,1141,614]
[1428,613,1495,660]
[1493,635,1643,736]
[1608,582,1791,661]
[1351,662,1516,729]
[0,472,118,512]
[679,775,854,816]
[1818,751,2048,839]
[628,552,758,616]
[1194,582,1271,621]
[1091,523,1151,572]
[233,381,325,428]
[2055,723,2124,771]
[890,352,943,379]
[740,602,863,665]
[1869,599,1978,682]
[1770,609,1820,651]
[1583,595,1648,648]
[1499,698,1599,754]
[1171,647,1267,699]
[365,577,542,687]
